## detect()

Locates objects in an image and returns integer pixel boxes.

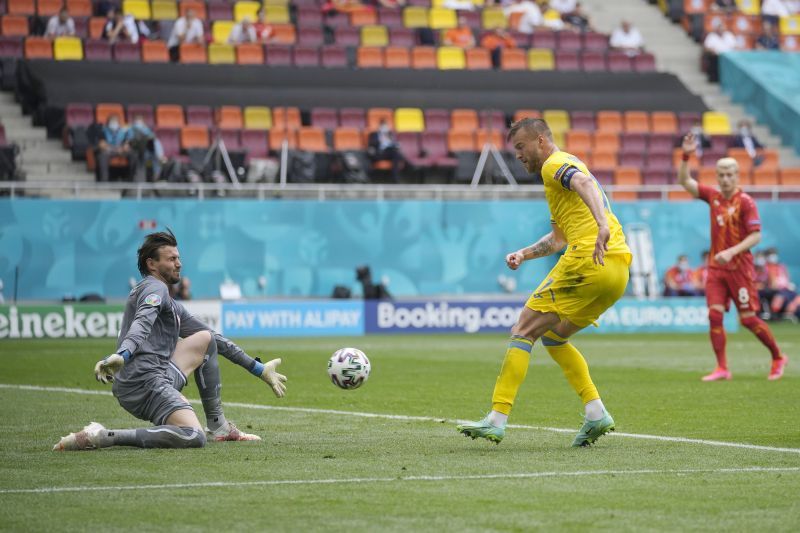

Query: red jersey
[664,266,694,290]
[766,263,792,290]
[697,184,761,271]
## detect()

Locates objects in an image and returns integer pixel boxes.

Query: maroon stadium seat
[65,102,94,128]
[339,107,366,129]
[677,112,701,134]
[84,39,112,61]
[396,131,422,165]
[423,108,449,133]
[216,128,242,151]
[155,127,180,158]
[334,26,360,47]
[557,31,582,51]
[126,104,155,127]
[311,107,339,130]
[621,133,647,152]
[207,1,231,22]
[0,36,23,58]
[478,110,506,132]
[389,27,415,47]
[113,42,140,62]
[321,45,348,68]
[606,51,633,72]
[580,51,605,72]
[377,7,402,28]
[293,45,320,67]
[297,26,324,46]
[508,31,531,48]
[633,52,656,72]
[296,6,323,27]
[583,32,608,51]
[265,44,292,66]
[531,31,556,49]
[240,129,269,159]
[420,131,457,167]
[555,50,579,71]
[648,133,676,155]
[186,105,214,128]
[643,153,672,173]
[569,111,595,131]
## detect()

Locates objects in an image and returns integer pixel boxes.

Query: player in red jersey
[678,133,788,381]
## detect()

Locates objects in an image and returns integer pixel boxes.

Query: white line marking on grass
[3,383,800,455]
[1,467,798,495]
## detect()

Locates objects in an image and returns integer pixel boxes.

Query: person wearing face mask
[692,250,710,295]
[367,119,405,183]
[683,121,711,157]
[95,114,131,182]
[731,119,765,166]
[677,133,789,381]
[664,254,698,296]
[764,248,800,322]
[126,114,165,182]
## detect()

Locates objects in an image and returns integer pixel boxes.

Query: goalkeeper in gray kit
[54,230,287,450]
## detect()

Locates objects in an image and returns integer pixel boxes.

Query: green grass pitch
[1,325,799,531]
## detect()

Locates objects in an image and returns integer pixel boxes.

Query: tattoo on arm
[522,233,557,259]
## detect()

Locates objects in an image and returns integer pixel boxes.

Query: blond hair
[716,157,739,173]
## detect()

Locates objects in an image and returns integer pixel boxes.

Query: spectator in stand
[368,0,406,7]
[480,27,517,67]
[95,114,131,182]
[562,2,593,32]
[253,9,275,43]
[711,0,738,13]
[169,276,192,301]
[609,19,644,56]
[762,0,793,25]
[756,20,781,50]
[731,119,765,166]
[367,119,405,184]
[103,7,142,44]
[442,15,476,48]
[664,254,699,297]
[45,8,76,37]
[764,247,800,321]
[693,250,710,295]
[442,0,475,9]
[703,20,738,82]
[685,120,712,157]
[228,17,258,44]
[504,0,543,34]
[127,114,166,182]
[550,0,577,14]
[168,9,205,62]
[539,1,566,30]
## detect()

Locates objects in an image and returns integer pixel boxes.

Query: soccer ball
[327,347,371,390]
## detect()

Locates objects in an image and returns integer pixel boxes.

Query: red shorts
[705,267,760,313]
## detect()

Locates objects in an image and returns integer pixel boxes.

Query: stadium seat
[779,15,800,36]
[500,48,526,71]
[298,127,329,152]
[423,109,449,133]
[751,167,779,186]
[0,36,23,59]
[65,103,94,128]
[181,126,210,150]
[555,50,579,71]
[583,32,608,51]
[321,45,348,68]
[650,112,678,134]
[447,130,477,153]
[357,47,384,68]
[151,1,178,21]
[350,8,378,27]
[217,106,243,129]
[293,45,320,67]
[378,7,403,28]
[310,108,338,130]
[154,127,180,158]
[24,37,52,59]
[340,108,366,129]
[265,44,292,66]
[141,40,169,62]
[268,128,297,150]
[476,129,504,149]
[403,7,429,28]
[557,31,582,52]
[596,111,623,133]
[528,48,554,71]
[702,112,731,135]
[569,111,595,131]
[437,46,465,69]
[234,1,261,23]
[273,107,301,130]
[385,46,411,68]
[580,51,606,72]
[481,7,506,29]
[531,31,556,49]
[242,129,270,158]
[451,109,479,132]
[113,42,140,62]
[590,152,616,171]
[186,106,213,127]
[156,105,185,128]
[334,27,360,47]
[236,43,264,64]
[592,131,620,153]
[127,104,154,126]
[297,6,322,27]
[395,108,425,133]
[633,53,656,72]
[606,51,632,72]
[83,39,111,61]
[208,43,235,64]
[88,17,105,39]
[759,149,780,170]
[213,20,235,44]
[781,35,800,52]
[620,132,647,153]
[96,103,125,124]
[429,8,456,29]
[389,27,415,47]
[122,0,150,20]
[613,167,642,201]
[479,110,505,132]
[623,111,650,133]
[466,47,492,70]
[181,0,207,20]
[8,0,35,16]
[179,43,207,64]
[566,130,592,153]
[66,0,92,18]
[367,108,394,131]
[216,129,242,151]
[244,106,272,130]
[297,27,324,47]
[1,15,29,37]
[333,127,364,151]
[411,46,437,69]
[780,168,800,186]
[542,109,570,135]
[361,25,389,47]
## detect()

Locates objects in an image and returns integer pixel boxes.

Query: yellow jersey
[540,150,630,258]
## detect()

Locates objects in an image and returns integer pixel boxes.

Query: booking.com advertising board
[0,298,737,340]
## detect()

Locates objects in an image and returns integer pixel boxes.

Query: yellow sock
[491,335,534,415]
[542,331,599,404]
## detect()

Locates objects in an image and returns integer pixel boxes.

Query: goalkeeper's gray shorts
[112,360,192,426]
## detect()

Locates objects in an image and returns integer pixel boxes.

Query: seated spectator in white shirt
[703,22,738,82]
[540,1,565,30]
[228,17,258,44]
[168,9,205,62]
[761,0,791,17]
[610,20,644,56]
[103,8,141,44]
[550,0,577,14]
[504,0,543,34]
[441,0,475,10]
[45,8,76,37]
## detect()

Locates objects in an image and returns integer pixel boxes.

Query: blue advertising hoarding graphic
[222,301,364,337]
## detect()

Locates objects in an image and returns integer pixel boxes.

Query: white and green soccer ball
[327,347,371,390]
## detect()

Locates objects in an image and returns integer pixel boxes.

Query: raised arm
[678,133,700,198]
[506,223,567,270]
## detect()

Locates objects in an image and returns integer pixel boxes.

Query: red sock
[740,315,782,360]
[708,309,727,370]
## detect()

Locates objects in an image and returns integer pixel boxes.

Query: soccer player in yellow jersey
[458,118,632,447]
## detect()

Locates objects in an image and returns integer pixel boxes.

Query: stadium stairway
[0,91,120,198]
[583,0,800,167]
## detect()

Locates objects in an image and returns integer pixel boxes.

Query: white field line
[1,467,799,495]
[3,383,800,456]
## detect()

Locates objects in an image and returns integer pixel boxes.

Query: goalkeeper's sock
[194,336,227,432]
[490,335,534,416]
[105,427,206,448]
[542,331,600,404]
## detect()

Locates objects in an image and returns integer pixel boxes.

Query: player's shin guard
[708,308,727,369]
[105,426,206,448]
[194,336,227,431]
[491,335,533,415]
[542,331,599,404]
[740,315,782,360]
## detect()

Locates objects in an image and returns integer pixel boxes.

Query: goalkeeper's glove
[255,357,287,398]
[94,353,125,384]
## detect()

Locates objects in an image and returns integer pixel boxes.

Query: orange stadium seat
[590,152,616,171]
[385,47,410,68]
[96,103,125,124]
[759,149,779,170]
[623,111,650,133]
[89,17,106,39]
[236,43,264,65]
[357,47,384,68]
[612,167,642,201]
[447,130,476,152]
[780,168,800,186]
[298,127,329,152]
[179,43,207,64]
[180,0,207,20]
[142,40,169,62]
[475,129,504,148]
[651,111,678,134]
[181,126,210,150]
[466,48,492,70]
[66,0,92,18]
[451,109,479,132]
[217,106,243,129]
[333,127,364,151]
[271,24,296,44]
[500,48,526,71]
[726,148,753,177]
[269,128,298,150]
[156,105,185,128]
[513,109,541,122]
[596,111,623,133]
[37,0,62,17]
[8,0,35,16]
[2,15,29,37]
[411,46,436,69]
[668,189,694,201]
[367,107,394,131]
[566,130,592,153]
[592,131,620,153]
[350,8,377,26]
[751,167,779,186]
[698,167,718,186]
[272,106,301,130]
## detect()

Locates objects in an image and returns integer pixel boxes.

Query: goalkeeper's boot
[701,367,732,382]
[457,416,505,444]
[206,421,261,442]
[768,355,788,381]
[53,422,106,451]
[572,410,615,448]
